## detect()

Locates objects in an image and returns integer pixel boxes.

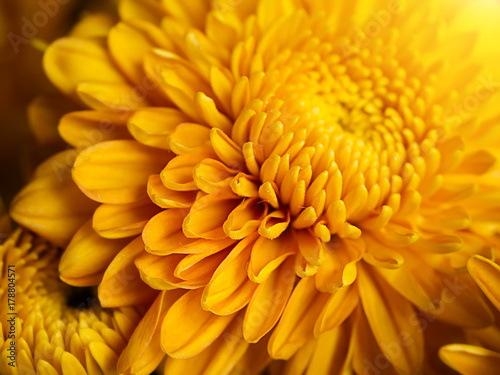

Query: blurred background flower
[0,228,143,374]
[0,0,119,208]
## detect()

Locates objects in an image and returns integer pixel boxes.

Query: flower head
[0,229,142,374]
[10,0,500,373]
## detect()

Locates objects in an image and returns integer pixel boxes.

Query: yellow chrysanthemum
[0,228,142,374]
[10,0,500,374]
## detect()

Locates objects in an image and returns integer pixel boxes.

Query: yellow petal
[73,140,173,204]
[76,82,151,111]
[163,317,249,375]
[193,158,238,194]
[119,0,168,24]
[439,344,500,375]
[98,236,157,307]
[128,107,190,150]
[161,288,236,359]
[69,13,116,39]
[296,229,324,266]
[170,123,213,155]
[61,352,87,375]
[315,238,362,292]
[268,276,330,359]
[183,194,240,239]
[248,234,295,283]
[161,0,209,29]
[161,152,215,191]
[44,38,125,97]
[314,285,359,337]
[425,270,495,328]
[456,150,497,175]
[468,255,500,310]
[88,342,118,375]
[10,151,98,247]
[118,290,185,375]
[223,198,266,239]
[36,360,58,375]
[305,324,351,375]
[258,209,290,239]
[143,209,236,255]
[59,110,132,149]
[109,20,171,86]
[229,173,259,198]
[358,264,424,375]
[28,95,75,148]
[243,257,295,342]
[210,128,245,170]
[135,252,188,290]
[195,92,233,134]
[93,198,161,239]
[202,234,259,315]
[59,220,130,286]
[147,174,197,208]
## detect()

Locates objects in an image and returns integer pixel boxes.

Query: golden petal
[456,150,497,175]
[358,264,424,375]
[202,234,259,315]
[109,20,172,86]
[439,344,500,375]
[268,276,330,360]
[161,288,236,359]
[170,123,213,155]
[315,238,362,293]
[93,198,161,239]
[258,209,290,239]
[143,209,236,255]
[147,174,197,208]
[77,82,151,111]
[230,172,260,197]
[119,0,168,24]
[118,290,185,375]
[243,257,295,343]
[163,317,249,375]
[59,110,132,149]
[195,92,233,134]
[295,229,324,267]
[73,140,173,204]
[193,158,238,194]
[314,285,359,337]
[210,127,245,170]
[135,252,206,290]
[223,198,266,239]
[98,236,158,307]
[10,151,99,247]
[183,194,240,239]
[28,95,76,148]
[128,107,190,150]
[248,234,295,283]
[468,255,500,310]
[43,37,125,97]
[59,220,130,286]
[161,152,216,191]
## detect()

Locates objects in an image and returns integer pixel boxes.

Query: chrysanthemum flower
[10,0,500,373]
[0,228,142,374]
